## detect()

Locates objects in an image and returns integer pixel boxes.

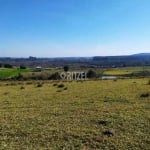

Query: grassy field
[0,66,150,79]
[0,78,150,149]
[103,66,150,76]
[0,68,65,80]
[0,68,33,79]
[103,70,133,76]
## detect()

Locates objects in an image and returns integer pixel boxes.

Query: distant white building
[35,66,42,71]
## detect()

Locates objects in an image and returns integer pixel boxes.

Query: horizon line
[0,52,150,58]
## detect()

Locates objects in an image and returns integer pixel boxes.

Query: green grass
[103,66,150,76]
[0,68,64,80]
[1,66,150,79]
[0,68,33,79]
[103,70,133,75]
[0,79,150,149]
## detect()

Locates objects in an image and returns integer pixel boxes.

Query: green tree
[4,64,13,68]
[64,65,69,72]
[87,70,97,78]
[20,65,26,69]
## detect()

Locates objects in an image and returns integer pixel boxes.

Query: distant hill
[93,53,150,67]
[132,53,150,56]
[0,53,150,68]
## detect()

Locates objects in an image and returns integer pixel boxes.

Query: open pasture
[0,78,150,149]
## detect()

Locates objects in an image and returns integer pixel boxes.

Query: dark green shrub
[57,84,65,88]
[4,64,13,68]
[20,65,26,69]
[64,65,69,72]
[37,83,43,87]
[14,73,23,80]
[50,72,61,80]
[87,70,97,78]
[53,83,58,86]
[140,93,149,98]
[64,87,68,90]
[102,130,114,137]
[98,120,109,126]
[20,86,25,89]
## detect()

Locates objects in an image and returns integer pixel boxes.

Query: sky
[0,0,150,57]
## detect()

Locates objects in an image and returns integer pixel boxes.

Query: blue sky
[0,0,150,57]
